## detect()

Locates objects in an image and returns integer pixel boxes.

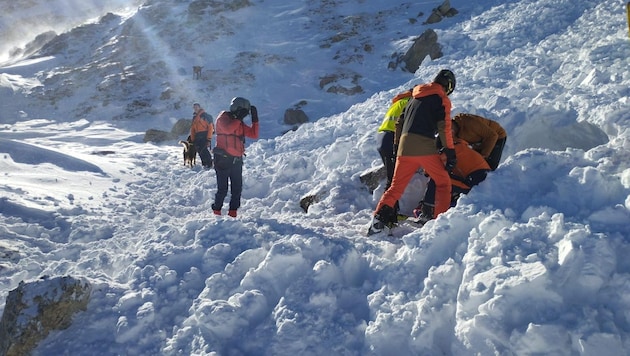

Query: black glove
[250,105,259,123]
[443,148,456,171]
[206,139,212,147]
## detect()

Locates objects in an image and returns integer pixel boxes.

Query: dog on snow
[178,136,197,168]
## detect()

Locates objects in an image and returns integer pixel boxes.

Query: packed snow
[1,0,629,355]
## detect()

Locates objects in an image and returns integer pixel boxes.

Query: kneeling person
[414,137,491,223]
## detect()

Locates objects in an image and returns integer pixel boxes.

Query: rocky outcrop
[143,128,177,143]
[388,0,458,72]
[319,71,364,96]
[400,29,443,73]
[359,165,387,194]
[284,109,309,126]
[425,0,458,24]
[0,276,92,356]
[170,118,192,136]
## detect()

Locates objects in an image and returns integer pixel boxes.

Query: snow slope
[0,0,629,355]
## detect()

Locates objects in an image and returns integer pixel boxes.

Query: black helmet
[433,69,456,96]
[229,97,251,119]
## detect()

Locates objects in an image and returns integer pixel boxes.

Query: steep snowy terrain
[1,0,629,355]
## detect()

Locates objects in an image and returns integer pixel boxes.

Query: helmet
[433,69,456,96]
[229,97,251,119]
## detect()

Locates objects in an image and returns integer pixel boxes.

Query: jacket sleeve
[436,120,455,150]
[436,96,454,150]
[394,111,404,147]
[473,122,498,157]
[243,121,259,139]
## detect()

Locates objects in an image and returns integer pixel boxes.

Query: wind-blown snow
[1,0,629,355]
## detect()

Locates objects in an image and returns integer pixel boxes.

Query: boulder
[401,29,443,73]
[300,193,320,213]
[359,165,386,194]
[425,0,458,24]
[283,109,309,126]
[143,129,176,143]
[0,276,92,356]
[170,118,192,136]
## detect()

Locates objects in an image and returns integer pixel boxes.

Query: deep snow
[1,0,629,355]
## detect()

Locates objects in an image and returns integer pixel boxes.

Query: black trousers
[377,131,396,189]
[422,169,489,207]
[212,151,243,211]
[486,137,506,171]
[194,137,213,168]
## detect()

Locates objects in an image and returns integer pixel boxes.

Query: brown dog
[178,136,197,168]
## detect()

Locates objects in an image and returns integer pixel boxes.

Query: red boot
[228,210,237,217]
[213,209,221,215]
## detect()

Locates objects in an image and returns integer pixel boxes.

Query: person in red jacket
[190,103,214,169]
[368,69,457,235]
[211,97,259,217]
[413,135,491,224]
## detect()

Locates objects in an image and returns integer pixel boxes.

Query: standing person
[190,102,214,169]
[452,113,506,171]
[376,89,412,190]
[211,97,259,217]
[368,69,457,235]
[413,135,491,224]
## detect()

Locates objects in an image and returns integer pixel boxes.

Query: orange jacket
[453,113,506,158]
[442,138,491,189]
[214,111,259,157]
[190,110,214,143]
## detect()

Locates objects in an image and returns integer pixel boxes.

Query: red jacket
[214,111,259,157]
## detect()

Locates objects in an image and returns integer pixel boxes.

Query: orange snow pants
[375,154,451,218]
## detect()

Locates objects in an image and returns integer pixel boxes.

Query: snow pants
[193,132,213,168]
[375,154,451,219]
[212,151,243,212]
[486,137,506,171]
[376,130,396,189]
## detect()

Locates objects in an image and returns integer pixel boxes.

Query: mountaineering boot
[376,205,397,227]
[416,202,435,225]
[228,210,237,217]
[367,205,397,236]
[367,215,385,235]
[413,201,424,219]
[211,204,221,215]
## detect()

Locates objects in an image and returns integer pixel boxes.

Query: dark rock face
[0,276,92,356]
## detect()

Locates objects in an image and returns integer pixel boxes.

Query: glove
[443,148,456,171]
[250,105,259,123]
[206,139,212,147]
